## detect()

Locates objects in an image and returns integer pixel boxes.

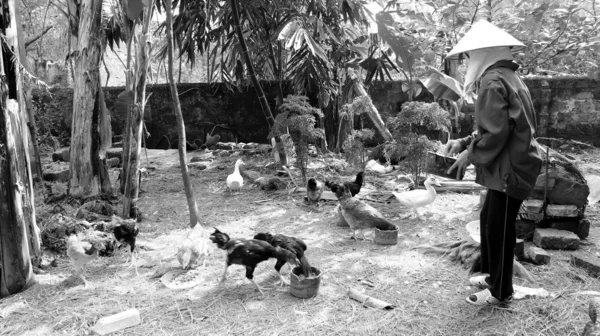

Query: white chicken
[176,226,211,269]
[392,176,441,220]
[226,159,245,192]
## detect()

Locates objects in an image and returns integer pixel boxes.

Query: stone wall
[32,76,600,148]
[524,76,600,145]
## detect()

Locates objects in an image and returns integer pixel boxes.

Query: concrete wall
[32,76,600,148]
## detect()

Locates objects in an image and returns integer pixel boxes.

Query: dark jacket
[458,60,542,200]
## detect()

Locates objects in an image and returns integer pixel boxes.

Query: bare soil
[1,147,599,336]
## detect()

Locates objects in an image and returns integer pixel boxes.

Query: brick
[571,251,600,277]
[106,148,123,160]
[107,157,120,168]
[516,220,536,240]
[533,228,579,250]
[43,169,70,182]
[549,219,590,240]
[523,242,551,265]
[546,204,579,218]
[52,147,70,162]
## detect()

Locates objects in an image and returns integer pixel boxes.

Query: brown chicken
[331,183,397,240]
[66,235,105,287]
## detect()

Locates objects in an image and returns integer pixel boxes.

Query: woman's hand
[447,150,470,180]
[443,139,462,156]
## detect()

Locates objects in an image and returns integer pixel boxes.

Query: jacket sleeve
[467,83,511,167]
[457,130,478,151]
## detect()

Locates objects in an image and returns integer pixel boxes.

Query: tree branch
[24,26,54,49]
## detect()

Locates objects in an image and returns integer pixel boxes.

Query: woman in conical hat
[444,20,542,306]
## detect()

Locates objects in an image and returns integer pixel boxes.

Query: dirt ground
[1,146,600,336]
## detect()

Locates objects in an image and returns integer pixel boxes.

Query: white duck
[226,159,245,192]
[392,176,441,220]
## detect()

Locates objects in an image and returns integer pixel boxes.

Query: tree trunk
[67,0,112,198]
[119,26,135,195]
[165,0,200,228]
[122,1,155,220]
[0,0,35,297]
[231,0,287,166]
[348,70,393,142]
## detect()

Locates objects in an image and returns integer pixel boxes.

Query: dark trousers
[480,189,523,300]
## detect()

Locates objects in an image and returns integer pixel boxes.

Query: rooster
[306,178,324,204]
[111,215,139,271]
[253,232,312,285]
[326,171,364,197]
[209,228,299,295]
[331,182,397,240]
[66,235,105,287]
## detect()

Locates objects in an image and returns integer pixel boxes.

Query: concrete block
[571,251,600,277]
[516,220,536,240]
[549,218,590,240]
[523,242,551,265]
[546,204,579,218]
[533,228,579,250]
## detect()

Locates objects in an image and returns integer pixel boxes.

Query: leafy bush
[269,95,324,182]
[385,101,451,182]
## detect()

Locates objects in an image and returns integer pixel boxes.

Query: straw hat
[446,20,525,59]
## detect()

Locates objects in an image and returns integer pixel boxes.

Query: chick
[306,178,323,204]
[66,235,105,288]
[582,298,600,336]
[176,229,210,270]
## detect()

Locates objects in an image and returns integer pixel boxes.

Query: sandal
[469,275,491,289]
[466,289,512,306]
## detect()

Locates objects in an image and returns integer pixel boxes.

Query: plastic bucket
[290,266,322,299]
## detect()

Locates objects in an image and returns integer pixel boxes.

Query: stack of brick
[478,147,599,277]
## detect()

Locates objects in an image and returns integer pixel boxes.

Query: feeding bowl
[426,151,465,180]
[373,226,399,245]
[465,220,480,243]
[290,266,322,299]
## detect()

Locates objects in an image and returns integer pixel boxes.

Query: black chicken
[209,228,299,295]
[253,232,312,285]
[325,171,364,197]
[111,215,139,269]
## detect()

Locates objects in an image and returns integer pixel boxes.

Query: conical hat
[446,20,525,59]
